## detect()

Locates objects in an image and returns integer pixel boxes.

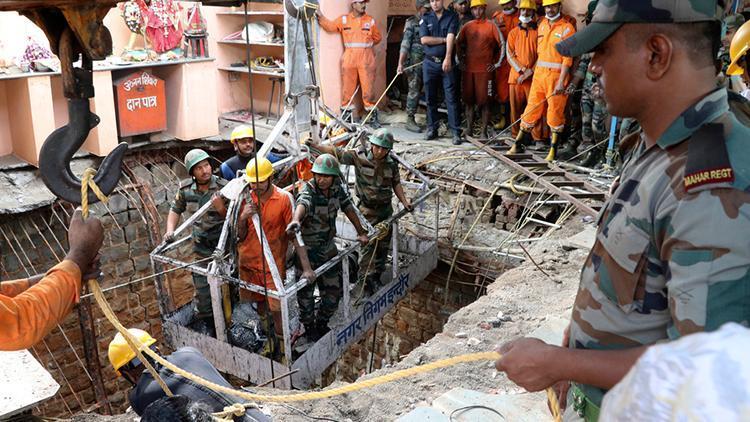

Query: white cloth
[240,22,274,42]
[600,323,750,422]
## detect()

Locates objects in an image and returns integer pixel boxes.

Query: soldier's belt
[571,383,600,422]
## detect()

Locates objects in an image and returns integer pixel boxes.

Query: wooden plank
[466,138,602,218]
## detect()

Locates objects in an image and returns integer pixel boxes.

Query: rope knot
[224,403,247,417]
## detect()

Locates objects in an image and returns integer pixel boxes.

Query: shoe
[367,109,382,129]
[579,147,604,168]
[425,129,438,140]
[452,132,464,145]
[557,142,580,161]
[340,108,353,124]
[405,116,422,133]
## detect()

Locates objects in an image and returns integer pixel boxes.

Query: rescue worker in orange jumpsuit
[237,158,315,358]
[457,0,504,139]
[508,0,575,161]
[492,0,520,129]
[506,0,546,140]
[1,209,103,351]
[317,0,383,128]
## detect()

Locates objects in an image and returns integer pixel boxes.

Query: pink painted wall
[318,0,387,112]
[0,83,11,156]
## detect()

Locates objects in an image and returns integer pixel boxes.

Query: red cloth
[145,0,183,53]
[459,18,503,73]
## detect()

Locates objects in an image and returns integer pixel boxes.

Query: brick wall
[323,263,486,384]
[0,155,200,418]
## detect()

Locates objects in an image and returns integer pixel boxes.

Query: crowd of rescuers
[331,0,620,169]
[159,124,413,359]
[397,0,740,168]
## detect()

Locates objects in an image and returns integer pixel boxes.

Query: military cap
[455,0,468,4]
[416,0,431,8]
[556,0,723,57]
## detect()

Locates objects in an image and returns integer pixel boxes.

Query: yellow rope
[80,168,174,397]
[80,168,109,219]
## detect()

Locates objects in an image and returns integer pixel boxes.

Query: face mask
[502,8,515,15]
[519,15,533,24]
[547,11,561,20]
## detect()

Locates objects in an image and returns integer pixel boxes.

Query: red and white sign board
[113,70,167,137]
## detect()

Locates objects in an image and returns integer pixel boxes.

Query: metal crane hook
[38,28,128,205]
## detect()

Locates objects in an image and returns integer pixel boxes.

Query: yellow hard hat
[542,0,561,6]
[471,0,487,7]
[518,0,535,9]
[244,157,274,183]
[728,21,750,76]
[499,0,514,5]
[319,112,332,126]
[230,125,255,143]
[107,328,156,374]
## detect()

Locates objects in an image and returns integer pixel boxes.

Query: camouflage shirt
[400,15,425,63]
[334,146,401,212]
[171,175,227,254]
[569,88,750,405]
[297,178,354,247]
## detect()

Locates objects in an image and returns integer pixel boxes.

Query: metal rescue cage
[150,133,440,388]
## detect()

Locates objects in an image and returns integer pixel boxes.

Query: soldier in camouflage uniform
[287,154,369,341]
[398,0,430,133]
[574,53,609,167]
[311,129,413,296]
[495,2,750,421]
[560,1,609,165]
[164,149,227,335]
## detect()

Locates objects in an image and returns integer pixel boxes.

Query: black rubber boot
[579,147,604,168]
[508,130,528,154]
[405,115,422,133]
[557,138,580,161]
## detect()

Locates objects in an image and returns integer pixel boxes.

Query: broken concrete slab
[562,225,597,251]
[0,158,99,214]
[527,315,570,346]
[0,349,60,418]
[431,388,549,421]
[396,407,451,421]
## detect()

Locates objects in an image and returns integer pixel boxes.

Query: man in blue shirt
[220,125,282,181]
[420,0,463,145]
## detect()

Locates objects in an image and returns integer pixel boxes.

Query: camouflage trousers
[581,83,609,146]
[359,204,393,291]
[406,65,423,117]
[192,250,213,319]
[297,242,341,330]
